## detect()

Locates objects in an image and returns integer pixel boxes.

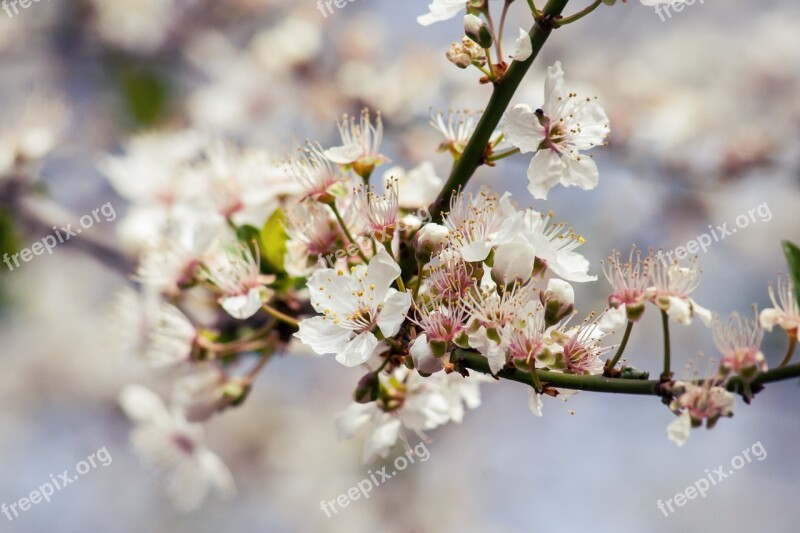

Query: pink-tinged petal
[503,104,546,153]
[294,316,354,355]
[377,290,412,338]
[324,144,363,165]
[336,331,380,367]
[526,150,562,200]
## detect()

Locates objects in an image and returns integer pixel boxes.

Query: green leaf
[260,209,289,274]
[236,224,261,258]
[782,240,800,305]
[121,66,168,126]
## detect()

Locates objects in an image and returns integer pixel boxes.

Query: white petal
[219,288,263,319]
[119,385,171,426]
[460,241,492,262]
[410,334,444,374]
[378,290,412,338]
[468,327,507,374]
[543,61,566,117]
[511,28,533,61]
[666,296,692,325]
[528,389,544,417]
[367,248,402,301]
[561,153,599,191]
[598,306,627,333]
[363,417,402,463]
[549,250,597,283]
[335,331,380,367]
[526,150,562,200]
[493,238,536,282]
[503,104,546,154]
[759,308,781,332]
[197,449,237,498]
[294,316,353,355]
[335,402,376,439]
[166,459,210,513]
[691,300,713,327]
[667,411,692,447]
[546,278,575,305]
[324,144,363,165]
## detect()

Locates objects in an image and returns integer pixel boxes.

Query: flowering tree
[4,0,798,512]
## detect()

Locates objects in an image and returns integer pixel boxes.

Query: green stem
[527,0,541,17]
[486,147,520,162]
[483,49,497,80]
[452,349,800,397]
[779,336,797,367]
[261,304,299,329]
[660,310,671,381]
[556,0,602,26]
[428,0,571,221]
[607,320,633,370]
[329,202,369,263]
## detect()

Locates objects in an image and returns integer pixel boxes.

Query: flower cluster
[86,0,800,513]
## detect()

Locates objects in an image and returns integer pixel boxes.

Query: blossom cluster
[79,0,800,512]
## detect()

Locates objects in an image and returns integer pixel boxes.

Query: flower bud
[464,14,493,49]
[493,238,536,284]
[354,372,380,404]
[542,278,574,326]
[446,44,472,69]
[414,223,449,263]
[410,334,445,374]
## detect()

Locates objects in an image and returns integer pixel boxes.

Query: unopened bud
[222,381,251,407]
[464,14,493,49]
[414,223,449,263]
[542,279,575,326]
[354,372,380,404]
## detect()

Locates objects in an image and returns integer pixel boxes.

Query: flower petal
[335,331,380,367]
[503,104,546,154]
[377,290,412,338]
[294,316,353,355]
[511,28,532,61]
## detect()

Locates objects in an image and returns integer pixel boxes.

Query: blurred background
[1,0,799,531]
